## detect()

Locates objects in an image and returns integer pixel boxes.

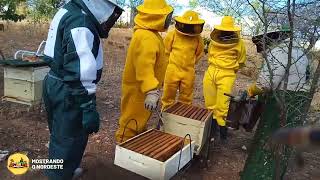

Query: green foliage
[189,0,250,18]
[0,0,26,22]
[203,36,211,54]
[125,0,177,8]
[114,20,129,28]
[129,0,143,7]
[115,0,126,7]
[203,36,211,46]
[189,0,198,9]
[28,0,60,23]
[241,92,308,180]
[0,0,61,22]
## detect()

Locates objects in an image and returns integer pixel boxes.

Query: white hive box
[114,129,195,180]
[162,102,212,155]
[3,66,49,106]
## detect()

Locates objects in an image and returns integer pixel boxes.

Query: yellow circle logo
[7,153,29,175]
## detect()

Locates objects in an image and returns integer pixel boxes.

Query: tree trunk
[240,91,308,180]
[301,55,320,123]
[130,7,137,27]
[0,49,5,60]
[6,20,10,30]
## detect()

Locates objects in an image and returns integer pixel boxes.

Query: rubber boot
[210,119,219,142]
[72,168,84,180]
[220,126,228,145]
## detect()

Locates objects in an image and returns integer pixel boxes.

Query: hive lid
[0,59,48,67]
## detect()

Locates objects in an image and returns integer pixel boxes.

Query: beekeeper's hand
[233,96,242,102]
[233,90,248,102]
[144,89,160,111]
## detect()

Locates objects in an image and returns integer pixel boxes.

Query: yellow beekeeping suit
[203,16,246,127]
[161,10,205,110]
[115,0,173,143]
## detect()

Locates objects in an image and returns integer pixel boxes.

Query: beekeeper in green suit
[42,0,123,179]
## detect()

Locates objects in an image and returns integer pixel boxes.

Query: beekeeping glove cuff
[80,99,100,134]
[144,89,160,111]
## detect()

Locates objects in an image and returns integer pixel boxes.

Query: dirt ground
[0,23,320,180]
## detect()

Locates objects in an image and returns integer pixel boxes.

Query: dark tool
[156,110,164,130]
[224,93,264,132]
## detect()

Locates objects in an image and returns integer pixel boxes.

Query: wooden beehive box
[114,129,195,180]
[162,102,212,155]
[3,66,49,106]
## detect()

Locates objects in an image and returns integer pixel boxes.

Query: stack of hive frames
[3,66,50,106]
[162,102,212,155]
[120,129,189,162]
[164,102,211,121]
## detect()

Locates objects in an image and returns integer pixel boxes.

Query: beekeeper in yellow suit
[115,0,173,142]
[203,16,246,143]
[161,10,205,110]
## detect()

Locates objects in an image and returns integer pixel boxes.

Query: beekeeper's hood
[210,16,241,44]
[174,10,205,36]
[134,0,174,32]
[80,0,124,38]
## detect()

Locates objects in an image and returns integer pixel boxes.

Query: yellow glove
[247,83,264,97]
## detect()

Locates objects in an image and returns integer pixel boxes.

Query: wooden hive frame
[162,102,213,155]
[120,129,190,162]
[165,102,212,121]
[114,129,195,180]
[3,66,50,106]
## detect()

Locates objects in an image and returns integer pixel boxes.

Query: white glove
[233,95,242,102]
[144,89,160,111]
